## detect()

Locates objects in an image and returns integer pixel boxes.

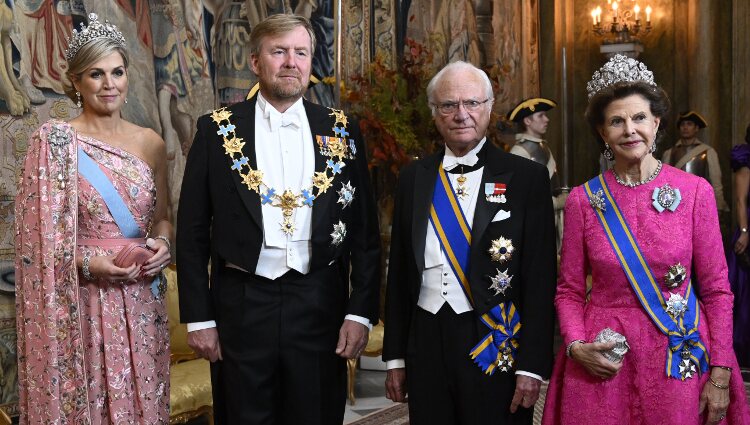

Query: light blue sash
[584,174,708,379]
[78,147,161,297]
[78,147,142,238]
[429,166,521,375]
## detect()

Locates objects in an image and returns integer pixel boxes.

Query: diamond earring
[603,144,615,161]
[76,91,82,108]
[124,97,128,104]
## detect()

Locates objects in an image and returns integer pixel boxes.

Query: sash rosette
[584,175,709,379]
[470,303,522,375]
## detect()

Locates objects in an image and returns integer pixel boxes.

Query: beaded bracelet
[566,339,586,358]
[708,376,729,390]
[153,235,171,251]
[82,254,94,280]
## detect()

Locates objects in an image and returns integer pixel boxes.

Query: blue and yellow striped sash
[584,175,708,379]
[429,166,474,304]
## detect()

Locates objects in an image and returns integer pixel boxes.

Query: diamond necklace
[613,160,662,188]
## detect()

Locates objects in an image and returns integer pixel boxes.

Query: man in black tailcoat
[176,13,380,424]
[384,61,556,424]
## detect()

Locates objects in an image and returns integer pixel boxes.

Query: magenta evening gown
[542,165,749,424]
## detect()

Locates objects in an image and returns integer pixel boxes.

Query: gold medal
[488,237,514,263]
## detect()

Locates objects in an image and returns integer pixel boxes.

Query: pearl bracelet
[82,254,94,280]
[153,235,171,251]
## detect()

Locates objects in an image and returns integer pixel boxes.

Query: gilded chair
[346,320,384,405]
[164,266,214,425]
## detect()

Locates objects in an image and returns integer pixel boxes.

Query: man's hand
[385,368,408,402]
[187,327,223,362]
[335,319,369,359]
[509,375,542,413]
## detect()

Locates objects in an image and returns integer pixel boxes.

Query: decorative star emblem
[497,347,514,372]
[222,136,245,154]
[665,292,688,319]
[337,181,356,209]
[331,221,347,246]
[678,346,697,380]
[242,169,264,192]
[589,188,606,211]
[313,171,334,194]
[329,109,349,127]
[488,237,514,263]
[327,137,348,161]
[664,263,687,289]
[211,108,232,124]
[488,269,513,295]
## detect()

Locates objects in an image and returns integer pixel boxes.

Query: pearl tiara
[64,13,126,62]
[586,54,656,99]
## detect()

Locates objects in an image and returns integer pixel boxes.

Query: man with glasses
[508,98,567,250]
[383,61,557,424]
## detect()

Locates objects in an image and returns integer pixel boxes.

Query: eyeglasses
[433,98,491,115]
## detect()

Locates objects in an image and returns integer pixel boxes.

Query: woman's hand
[142,237,171,277]
[570,341,623,379]
[734,232,749,254]
[699,368,730,424]
[87,255,141,281]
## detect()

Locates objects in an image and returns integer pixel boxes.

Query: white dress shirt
[386,138,542,382]
[188,93,369,332]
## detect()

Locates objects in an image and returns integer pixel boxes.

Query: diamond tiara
[64,13,126,62]
[586,54,656,99]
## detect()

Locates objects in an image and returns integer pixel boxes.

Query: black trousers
[406,305,533,425]
[210,265,347,425]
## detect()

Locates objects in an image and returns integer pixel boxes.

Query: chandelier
[591,0,653,44]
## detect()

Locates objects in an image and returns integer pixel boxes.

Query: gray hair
[426,61,494,115]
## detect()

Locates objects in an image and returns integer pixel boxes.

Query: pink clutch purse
[113,243,155,268]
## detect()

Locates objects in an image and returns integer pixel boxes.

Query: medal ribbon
[430,165,521,373]
[470,302,522,375]
[584,174,708,379]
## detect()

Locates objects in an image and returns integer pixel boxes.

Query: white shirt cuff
[515,370,543,381]
[386,359,406,369]
[187,320,217,332]
[344,314,371,330]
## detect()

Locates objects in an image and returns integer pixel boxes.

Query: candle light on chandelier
[591,1,653,45]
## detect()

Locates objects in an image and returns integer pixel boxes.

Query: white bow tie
[267,109,301,132]
[443,151,479,171]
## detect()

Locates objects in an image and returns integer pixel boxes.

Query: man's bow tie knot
[443,151,483,174]
[267,109,301,131]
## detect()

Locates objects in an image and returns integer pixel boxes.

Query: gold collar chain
[211,107,355,235]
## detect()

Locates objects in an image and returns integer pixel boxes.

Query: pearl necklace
[613,160,663,188]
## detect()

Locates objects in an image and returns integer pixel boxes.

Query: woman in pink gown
[542,55,750,424]
[14,13,172,424]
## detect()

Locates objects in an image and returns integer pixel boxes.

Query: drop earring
[124,97,128,104]
[76,91,82,108]
[603,144,615,161]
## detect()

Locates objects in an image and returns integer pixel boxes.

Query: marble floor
[344,368,396,423]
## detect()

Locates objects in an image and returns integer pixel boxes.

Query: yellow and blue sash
[584,175,708,379]
[429,166,521,375]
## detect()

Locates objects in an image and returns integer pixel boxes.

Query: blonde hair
[249,14,316,56]
[63,38,130,104]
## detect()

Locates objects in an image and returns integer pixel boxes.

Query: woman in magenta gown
[542,55,749,424]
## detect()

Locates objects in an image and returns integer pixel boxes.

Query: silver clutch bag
[594,328,630,363]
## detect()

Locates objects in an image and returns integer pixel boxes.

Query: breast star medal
[279,190,302,235]
[665,292,688,319]
[337,181,356,209]
[488,269,513,295]
[331,221,347,246]
[488,237,514,263]
[664,263,687,289]
[652,183,681,213]
[589,188,606,211]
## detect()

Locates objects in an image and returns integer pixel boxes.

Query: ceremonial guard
[384,61,557,424]
[508,98,567,249]
[662,111,729,212]
[176,14,380,424]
